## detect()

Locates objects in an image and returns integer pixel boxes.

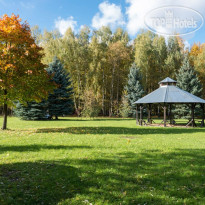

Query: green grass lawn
[0,117,205,205]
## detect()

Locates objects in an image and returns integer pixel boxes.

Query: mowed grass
[0,117,205,205]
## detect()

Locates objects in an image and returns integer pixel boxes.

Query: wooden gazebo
[134,77,205,127]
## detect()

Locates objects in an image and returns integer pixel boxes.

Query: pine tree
[14,101,47,120]
[175,54,203,118]
[47,57,73,119]
[125,63,144,117]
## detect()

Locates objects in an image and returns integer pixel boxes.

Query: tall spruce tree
[125,63,144,116]
[14,101,47,120]
[47,57,73,119]
[175,54,202,118]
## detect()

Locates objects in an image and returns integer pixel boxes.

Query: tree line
[1,13,205,130]
[32,26,205,117]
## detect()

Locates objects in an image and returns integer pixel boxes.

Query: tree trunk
[116,65,120,116]
[77,66,81,116]
[2,102,8,130]
[2,89,8,130]
[55,116,58,120]
[72,89,79,117]
[102,66,105,116]
[110,64,115,117]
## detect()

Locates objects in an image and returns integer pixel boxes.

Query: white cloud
[92,1,124,29]
[126,0,205,36]
[55,16,77,35]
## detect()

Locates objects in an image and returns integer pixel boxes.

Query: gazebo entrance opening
[134,77,205,127]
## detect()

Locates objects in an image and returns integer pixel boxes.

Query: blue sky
[0,0,205,47]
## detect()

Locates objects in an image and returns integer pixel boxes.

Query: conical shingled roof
[134,77,205,104]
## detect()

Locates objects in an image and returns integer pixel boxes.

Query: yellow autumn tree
[0,14,54,129]
[189,43,203,66]
[194,46,205,97]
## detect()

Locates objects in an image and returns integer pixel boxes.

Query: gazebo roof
[159,77,177,84]
[134,77,205,104]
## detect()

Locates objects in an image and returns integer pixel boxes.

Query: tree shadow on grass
[89,118,134,121]
[0,149,205,204]
[45,118,134,122]
[0,144,92,154]
[67,149,205,204]
[0,161,86,205]
[45,119,87,122]
[36,126,205,135]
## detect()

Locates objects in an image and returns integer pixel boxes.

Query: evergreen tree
[125,63,144,117]
[175,54,203,118]
[14,101,47,120]
[47,57,73,119]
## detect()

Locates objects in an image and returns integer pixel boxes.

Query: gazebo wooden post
[147,104,151,124]
[136,105,139,125]
[140,105,143,126]
[163,104,167,127]
[169,104,172,124]
[200,104,205,127]
[191,103,196,127]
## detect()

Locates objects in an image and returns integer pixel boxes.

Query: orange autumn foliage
[0,14,54,105]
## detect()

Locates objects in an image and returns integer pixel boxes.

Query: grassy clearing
[0,117,205,205]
